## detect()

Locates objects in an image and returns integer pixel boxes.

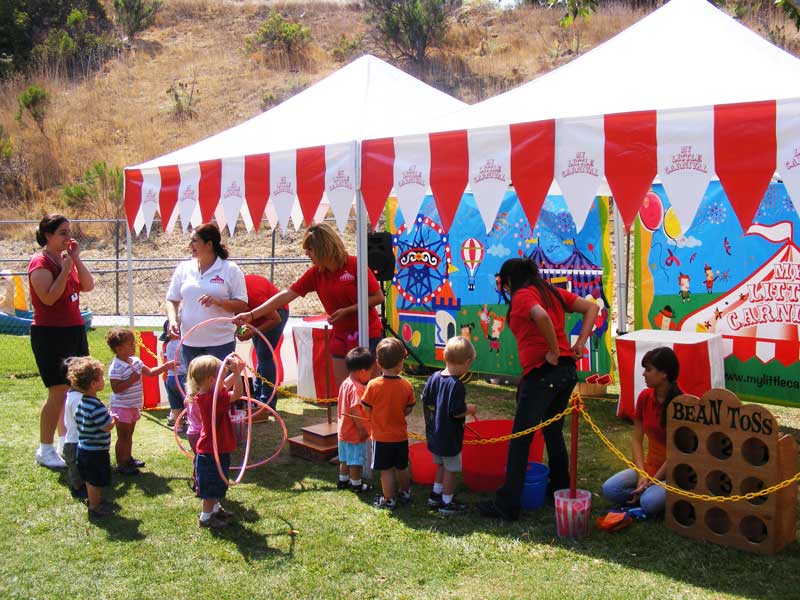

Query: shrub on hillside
[114,0,162,41]
[32,9,120,78]
[15,85,50,136]
[61,161,123,219]
[246,10,312,69]
[0,126,31,208]
[366,0,460,66]
[1,0,110,75]
[331,33,364,62]
[166,78,199,121]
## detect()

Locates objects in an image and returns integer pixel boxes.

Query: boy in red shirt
[362,338,415,510]
[186,354,243,529]
[336,347,374,493]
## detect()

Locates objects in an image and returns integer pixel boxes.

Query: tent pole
[355,141,369,348]
[613,200,628,335]
[126,222,134,328]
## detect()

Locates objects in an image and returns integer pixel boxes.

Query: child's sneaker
[439,498,467,515]
[116,464,141,475]
[88,503,116,518]
[427,491,443,508]
[336,478,350,490]
[213,507,234,523]
[350,481,373,493]
[199,515,227,529]
[130,458,146,468]
[397,489,412,505]
[373,496,397,510]
[70,485,88,500]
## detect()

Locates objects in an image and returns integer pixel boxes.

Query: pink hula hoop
[171,317,287,486]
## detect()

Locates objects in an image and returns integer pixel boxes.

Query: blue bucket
[521,462,549,510]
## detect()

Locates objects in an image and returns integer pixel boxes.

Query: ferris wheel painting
[393,215,453,309]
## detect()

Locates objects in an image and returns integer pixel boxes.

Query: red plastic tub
[409,442,438,485]
[408,420,545,492]
[462,420,544,493]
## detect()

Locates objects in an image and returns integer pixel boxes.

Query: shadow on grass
[112,470,174,499]
[88,504,146,542]
[206,499,296,562]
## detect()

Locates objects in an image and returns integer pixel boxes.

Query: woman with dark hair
[600,346,682,516]
[478,257,599,521]
[29,214,94,469]
[236,222,384,390]
[165,223,249,378]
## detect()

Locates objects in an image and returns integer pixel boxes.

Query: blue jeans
[179,341,237,391]
[494,360,578,515]
[252,309,289,409]
[601,468,665,516]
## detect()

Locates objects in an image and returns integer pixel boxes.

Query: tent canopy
[433,0,800,130]
[124,54,466,234]
[358,0,800,237]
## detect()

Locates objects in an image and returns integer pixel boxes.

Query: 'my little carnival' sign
[635,182,800,406]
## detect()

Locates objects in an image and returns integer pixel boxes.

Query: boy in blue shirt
[69,356,117,518]
[421,336,477,514]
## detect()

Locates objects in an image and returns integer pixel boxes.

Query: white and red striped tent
[355,0,800,238]
[123,54,467,235]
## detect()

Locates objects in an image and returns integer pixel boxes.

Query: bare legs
[40,384,67,444]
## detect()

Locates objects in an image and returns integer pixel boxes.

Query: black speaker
[367,232,395,281]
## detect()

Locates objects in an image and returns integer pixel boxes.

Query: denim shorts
[338,440,367,467]
[195,453,230,500]
[165,376,184,410]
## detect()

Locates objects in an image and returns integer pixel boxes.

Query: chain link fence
[0,217,353,368]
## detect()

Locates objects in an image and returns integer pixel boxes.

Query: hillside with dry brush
[1,0,798,223]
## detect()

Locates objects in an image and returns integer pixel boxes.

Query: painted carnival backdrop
[385,192,614,380]
[634,181,800,406]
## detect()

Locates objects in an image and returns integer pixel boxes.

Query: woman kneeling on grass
[600,346,682,517]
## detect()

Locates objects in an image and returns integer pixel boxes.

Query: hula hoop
[171,316,279,418]
[170,316,286,485]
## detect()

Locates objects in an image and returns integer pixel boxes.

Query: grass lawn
[1,329,799,599]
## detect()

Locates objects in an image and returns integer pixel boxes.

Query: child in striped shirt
[69,357,116,518]
[106,328,174,474]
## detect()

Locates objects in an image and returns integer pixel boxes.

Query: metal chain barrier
[577,403,800,503]
[131,336,800,502]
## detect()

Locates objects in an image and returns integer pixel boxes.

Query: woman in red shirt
[601,347,682,516]
[28,214,94,469]
[478,258,598,521]
[236,223,384,390]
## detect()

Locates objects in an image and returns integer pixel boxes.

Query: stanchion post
[570,395,579,499]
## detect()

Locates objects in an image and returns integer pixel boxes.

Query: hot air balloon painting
[460,237,484,291]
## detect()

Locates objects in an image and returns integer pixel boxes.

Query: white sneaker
[36,446,66,469]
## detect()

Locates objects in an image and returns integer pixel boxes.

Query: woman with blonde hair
[236,222,384,389]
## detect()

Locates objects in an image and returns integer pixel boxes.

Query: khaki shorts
[432,451,462,473]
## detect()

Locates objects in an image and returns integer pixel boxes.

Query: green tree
[366,0,460,66]
[113,0,162,40]
[16,85,50,136]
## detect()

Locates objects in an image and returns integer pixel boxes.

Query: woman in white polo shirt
[165,223,249,378]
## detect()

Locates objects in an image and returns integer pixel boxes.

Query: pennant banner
[468,126,511,234]
[555,117,605,232]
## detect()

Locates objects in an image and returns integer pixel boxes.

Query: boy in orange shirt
[336,346,374,493]
[362,337,415,510]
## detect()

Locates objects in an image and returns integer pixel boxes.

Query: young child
[159,320,186,429]
[362,338,415,510]
[63,363,87,500]
[421,336,477,515]
[187,354,243,529]
[336,346,374,493]
[70,357,116,517]
[106,328,174,474]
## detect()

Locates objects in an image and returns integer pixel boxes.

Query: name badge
[70,293,78,303]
